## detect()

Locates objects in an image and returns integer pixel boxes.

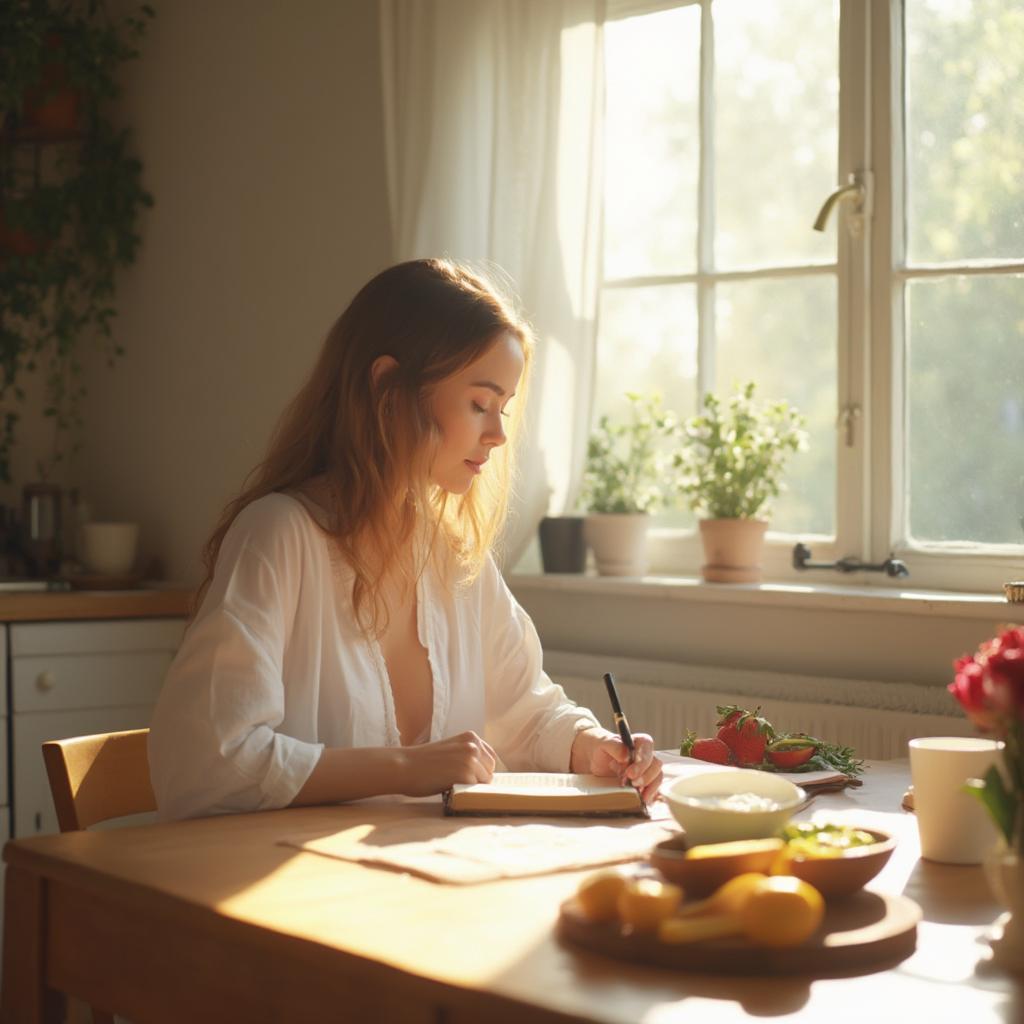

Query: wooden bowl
[649,834,783,898]
[784,828,896,898]
[649,827,897,900]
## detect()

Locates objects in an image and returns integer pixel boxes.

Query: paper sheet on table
[657,751,855,790]
[281,817,674,884]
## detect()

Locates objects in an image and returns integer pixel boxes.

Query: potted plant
[580,392,678,576]
[0,0,154,489]
[673,381,807,583]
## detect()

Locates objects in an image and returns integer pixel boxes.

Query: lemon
[684,837,784,861]
[739,876,825,948]
[575,870,629,922]
[678,872,769,918]
[616,878,684,933]
[704,872,769,916]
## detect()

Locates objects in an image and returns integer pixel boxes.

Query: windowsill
[508,572,1016,621]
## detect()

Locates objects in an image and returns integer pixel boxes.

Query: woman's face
[428,332,525,494]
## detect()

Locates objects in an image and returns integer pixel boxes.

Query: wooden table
[1,762,1019,1024]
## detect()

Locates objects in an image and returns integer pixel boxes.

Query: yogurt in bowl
[664,769,806,846]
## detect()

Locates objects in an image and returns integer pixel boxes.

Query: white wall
[14,0,392,584]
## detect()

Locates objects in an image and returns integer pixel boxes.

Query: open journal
[443,772,649,818]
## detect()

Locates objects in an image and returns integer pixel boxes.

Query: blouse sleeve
[148,500,324,820]
[480,556,600,770]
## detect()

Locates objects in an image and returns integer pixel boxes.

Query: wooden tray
[558,890,920,976]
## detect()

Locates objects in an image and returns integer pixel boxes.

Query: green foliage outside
[0,0,154,483]
[673,381,808,520]
[581,393,679,514]
[904,0,1024,545]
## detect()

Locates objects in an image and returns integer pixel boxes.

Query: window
[596,0,1024,591]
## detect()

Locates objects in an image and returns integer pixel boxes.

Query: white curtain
[380,0,605,569]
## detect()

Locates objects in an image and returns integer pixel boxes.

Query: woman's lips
[464,459,484,474]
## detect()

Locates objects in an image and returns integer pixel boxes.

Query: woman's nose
[483,415,507,447]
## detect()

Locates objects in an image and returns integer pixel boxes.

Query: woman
[149,259,662,820]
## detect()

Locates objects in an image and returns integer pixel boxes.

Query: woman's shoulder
[223,492,325,565]
[234,491,319,532]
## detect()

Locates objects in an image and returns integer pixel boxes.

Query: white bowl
[663,769,806,846]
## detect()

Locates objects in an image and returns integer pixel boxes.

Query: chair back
[42,728,155,832]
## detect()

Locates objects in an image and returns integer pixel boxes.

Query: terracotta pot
[983,845,1024,973]
[0,206,43,257]
[22,86,80,135]
[20,34,81,136]
[698,518,768,583]
[583,513,648,577]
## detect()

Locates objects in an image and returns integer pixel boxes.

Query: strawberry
[766,736,817,769]
[715,705,775,767]
[680,731,733,765]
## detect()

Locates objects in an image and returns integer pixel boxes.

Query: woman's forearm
[290,730,498,807]
[290,745,411,806]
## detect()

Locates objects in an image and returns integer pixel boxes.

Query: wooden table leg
[1,864,65,1024]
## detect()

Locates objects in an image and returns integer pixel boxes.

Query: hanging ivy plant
[0,0,154,483]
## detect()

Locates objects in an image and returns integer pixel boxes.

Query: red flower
[948,657,998,731]
[985,647,1024,719]
[950,627,1023,852]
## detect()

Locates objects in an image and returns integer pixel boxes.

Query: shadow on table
[903,857,1001,925]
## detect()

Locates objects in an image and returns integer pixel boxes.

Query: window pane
[603,6,700,279]
[714,0,839,270]
[595,285,698,527]
[906,275,1024,545]
[905,1,1024,263]
[716,276,836,536]
[596,284,698,424]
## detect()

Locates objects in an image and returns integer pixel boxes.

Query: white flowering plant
[673,381,808,520]
[581,393,679,514]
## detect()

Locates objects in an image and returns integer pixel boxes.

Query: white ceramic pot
[983,844,1024,973]
[698,518,768,583]
[583,513,648,577]
[79,521,140,576]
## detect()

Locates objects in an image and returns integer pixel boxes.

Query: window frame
[598,0,1024,594]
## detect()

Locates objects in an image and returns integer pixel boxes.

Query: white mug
[79,521,140,576]
[908,736,1005,865]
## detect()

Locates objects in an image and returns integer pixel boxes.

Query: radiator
[550,667,976,762]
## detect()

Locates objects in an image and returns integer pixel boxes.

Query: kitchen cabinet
[0,588,190,963]
[9,618,185,837]
[0,590,191,838]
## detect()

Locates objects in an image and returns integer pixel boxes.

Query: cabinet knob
[35,671,56,692]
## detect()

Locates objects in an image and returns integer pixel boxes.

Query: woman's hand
[398,730,497,797]
[570,727,663,805]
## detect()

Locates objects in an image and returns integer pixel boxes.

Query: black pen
[603,672,638,787]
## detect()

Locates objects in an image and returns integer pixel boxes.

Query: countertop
[0,585,192,622]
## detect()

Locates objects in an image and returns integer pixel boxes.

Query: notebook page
[452,772,624,797]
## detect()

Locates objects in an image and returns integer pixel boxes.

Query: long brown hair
[193,258,534,633]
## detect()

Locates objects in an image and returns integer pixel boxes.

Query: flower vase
[983,844,1024,973]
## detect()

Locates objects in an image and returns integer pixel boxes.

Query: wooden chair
[41,728,156,1024]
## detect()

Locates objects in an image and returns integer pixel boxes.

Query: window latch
[792,542,910,578]
[812,170,873,238]
[836,404,861,447]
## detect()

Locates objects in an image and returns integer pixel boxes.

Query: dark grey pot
[538,516,586,573]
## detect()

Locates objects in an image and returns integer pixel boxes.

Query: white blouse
[148,492,599,820]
